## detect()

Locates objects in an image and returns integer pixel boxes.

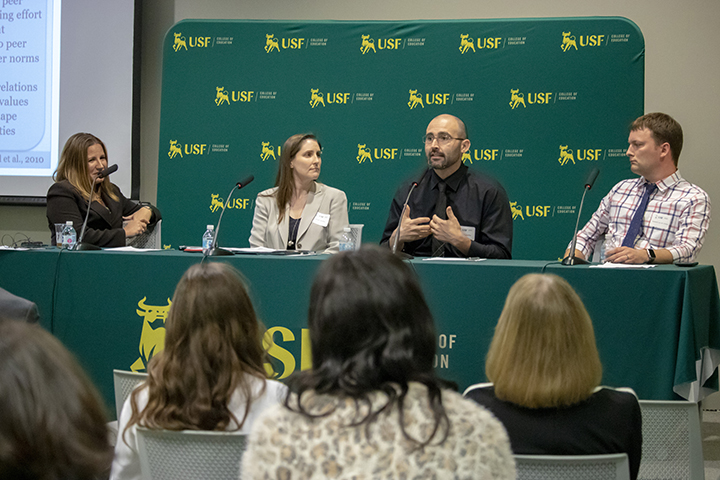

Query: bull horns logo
[130,297,172,372]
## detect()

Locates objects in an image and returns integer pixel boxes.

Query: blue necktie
[622,183,657,247]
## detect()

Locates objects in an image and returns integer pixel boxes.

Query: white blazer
[249,182,349,253]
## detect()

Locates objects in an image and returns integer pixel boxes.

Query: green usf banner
[157,18,644,258]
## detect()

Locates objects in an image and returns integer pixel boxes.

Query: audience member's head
[0,320,112,480]
[289,245,451,445]
[485,273,602,408]
[127,262,268,433]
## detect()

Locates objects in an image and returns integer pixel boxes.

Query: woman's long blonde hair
[485,273,602,408]
[54,133,118,201]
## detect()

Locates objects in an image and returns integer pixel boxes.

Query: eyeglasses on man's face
[423,133,466,146]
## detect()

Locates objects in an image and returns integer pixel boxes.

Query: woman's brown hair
[124,262,268,436]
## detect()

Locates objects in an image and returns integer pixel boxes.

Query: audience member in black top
[464,273,642,479]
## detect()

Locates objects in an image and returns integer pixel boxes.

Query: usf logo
[458,34,502,53]
[459,34,475,54]
[510,201,551,220]
[561,32,606,51]
[210,194,224,213]
[168,140,207,158]
[360,35,376,54]
[261,142,280,161]
[264,33,305,52]
[210,193,251,212]
[130,297,172,372]
[215,87,230,106]
[408,89,451,109]
[173,32,187,52]
[464,149,500,164]
[509,89,553,108]
[355,144,399,163]
[408,90,424,109]
[558,145,602,165]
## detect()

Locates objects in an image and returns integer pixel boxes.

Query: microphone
[392,168,430,257]
[562,167,600,265]
[73,164,120,251]
[207,175,255,257]
[97,164,118,178]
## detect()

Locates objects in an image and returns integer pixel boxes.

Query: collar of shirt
[429,163,467,192]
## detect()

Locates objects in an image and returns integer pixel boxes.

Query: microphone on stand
[392,168,430,258]
[73,164,119,251]
[561,167,600,265]
[207,175,254,257]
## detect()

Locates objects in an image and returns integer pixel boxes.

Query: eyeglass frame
[422,133,467,146]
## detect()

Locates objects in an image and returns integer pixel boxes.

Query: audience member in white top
[110,262,286,480]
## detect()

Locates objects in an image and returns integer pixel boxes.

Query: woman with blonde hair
[465,273,642,479]
[46,133,161,247]
[110,262,286,480]
[249,133,349,252]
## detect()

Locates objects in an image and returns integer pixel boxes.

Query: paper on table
[422,257,487,262]
[589,263,656,269]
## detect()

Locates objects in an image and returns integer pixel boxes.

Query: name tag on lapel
[313,212,330,227]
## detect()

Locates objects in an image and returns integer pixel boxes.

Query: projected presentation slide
[0,0,60,178]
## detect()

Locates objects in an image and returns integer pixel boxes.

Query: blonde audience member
[465,273,642,479]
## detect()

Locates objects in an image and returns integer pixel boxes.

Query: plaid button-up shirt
[575,171,711,262]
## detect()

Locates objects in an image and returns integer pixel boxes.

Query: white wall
[3,0,718,273]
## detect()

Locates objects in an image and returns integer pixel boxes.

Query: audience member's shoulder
[443,386,503,424]
[594,386,640,408]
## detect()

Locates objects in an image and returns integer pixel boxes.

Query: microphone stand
[73,180,102,251]
[206,184,238,257]
[561,186,590,265]
[391,184,418,260]
[562,167,599,265]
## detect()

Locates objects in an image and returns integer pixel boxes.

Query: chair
[136,427,248,480]
[348,223,364,250]
[637,400,704,480]
[514,453,630,480]
[127,219,162,249]
[113,369,149,419]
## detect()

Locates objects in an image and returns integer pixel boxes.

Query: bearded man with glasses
[381,114,513,258]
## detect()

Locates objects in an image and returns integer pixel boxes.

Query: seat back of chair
[136,427,248,480]
[127,220,162,249]
[113,369,149,419]
[514,453,630,480]
[637,400,704,480]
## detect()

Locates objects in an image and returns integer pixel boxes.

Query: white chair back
[348,223,364,249]
[637,400,704,480]
[113,369,148,419]
[136,427,248,480]
[514,453,630,480]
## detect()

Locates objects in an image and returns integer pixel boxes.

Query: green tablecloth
[1,249,718,416]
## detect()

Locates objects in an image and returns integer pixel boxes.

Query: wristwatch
[646,249,656,264]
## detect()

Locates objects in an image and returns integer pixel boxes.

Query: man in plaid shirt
[568,113,710,264]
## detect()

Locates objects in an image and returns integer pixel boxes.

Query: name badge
[313,212,330,227]
[649,212,671,230]
[460,226,476,240]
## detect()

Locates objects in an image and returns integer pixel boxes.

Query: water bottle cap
[207,225,214,230]
[66,221,73,225]
[343,227,351,232]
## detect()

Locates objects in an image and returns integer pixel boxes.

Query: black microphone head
[98,164,119,178]
[584,167,600,189]
[237,175,254,188]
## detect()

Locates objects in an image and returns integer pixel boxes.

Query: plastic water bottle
[202,225,215,254]
[339,227,355,251]
[61,221,76,249]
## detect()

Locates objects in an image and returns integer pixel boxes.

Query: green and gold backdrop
[158,18,644,258]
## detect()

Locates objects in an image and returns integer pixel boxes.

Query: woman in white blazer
[249,133,349,253]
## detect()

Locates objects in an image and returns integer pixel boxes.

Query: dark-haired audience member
[243,246,515,478]
[249,133,349,252]
[111,263,286,480]
[0,287,39,323]
[465,273,642,479]
[0,320,113,480]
